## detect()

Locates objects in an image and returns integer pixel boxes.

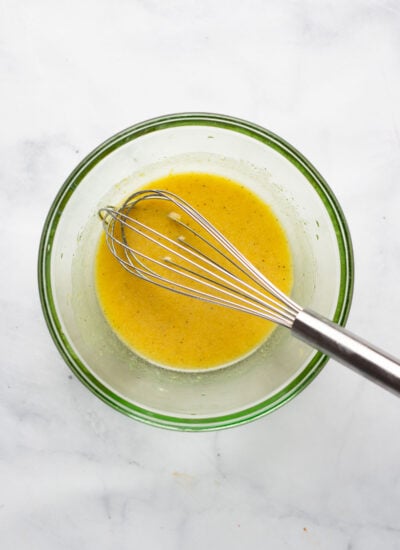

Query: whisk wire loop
[99,190,301,327]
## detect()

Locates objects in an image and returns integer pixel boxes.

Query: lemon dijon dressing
[95,173,293,370]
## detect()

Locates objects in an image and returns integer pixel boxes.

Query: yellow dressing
[95,173,293,370]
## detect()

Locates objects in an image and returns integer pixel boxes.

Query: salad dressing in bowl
[95,172,293,370]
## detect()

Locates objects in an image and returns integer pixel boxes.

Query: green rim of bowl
[38,112,354,431]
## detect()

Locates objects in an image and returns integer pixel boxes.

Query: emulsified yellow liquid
[95,173,293,370]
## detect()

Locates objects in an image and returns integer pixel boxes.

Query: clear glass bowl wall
[39,114,353,430]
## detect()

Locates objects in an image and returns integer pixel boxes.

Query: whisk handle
[292,310,400,396]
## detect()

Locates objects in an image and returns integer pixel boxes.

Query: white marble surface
[1,1,400,548]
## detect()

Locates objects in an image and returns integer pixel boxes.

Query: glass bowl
[38,113,353,430]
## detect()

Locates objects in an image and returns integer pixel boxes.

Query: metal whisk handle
[292,310,400,396]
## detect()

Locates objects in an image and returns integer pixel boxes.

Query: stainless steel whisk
[99,189,400,396]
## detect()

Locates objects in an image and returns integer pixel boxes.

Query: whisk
[99,189,400,396]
